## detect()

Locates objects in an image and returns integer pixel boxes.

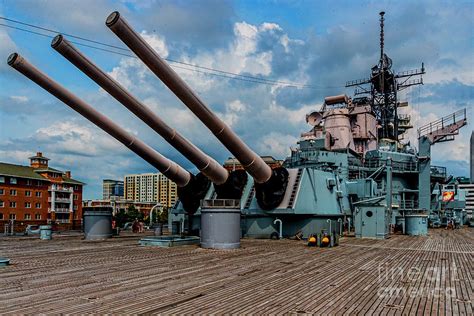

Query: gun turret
[51,35,228,187]
[106,11,288,209]
[7,53,206,212]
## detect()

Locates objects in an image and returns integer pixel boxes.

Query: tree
[157,207,169,223]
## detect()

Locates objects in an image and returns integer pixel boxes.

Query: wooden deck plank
[0,229,472,315]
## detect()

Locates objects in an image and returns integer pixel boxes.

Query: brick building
[0,152,84,230]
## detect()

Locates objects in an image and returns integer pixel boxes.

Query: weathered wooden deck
[1,229,473,315]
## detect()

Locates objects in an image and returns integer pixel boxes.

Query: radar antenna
[345,11,425,145]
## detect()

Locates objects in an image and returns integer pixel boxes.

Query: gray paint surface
[83,208,113,240]
[200,201,240,249]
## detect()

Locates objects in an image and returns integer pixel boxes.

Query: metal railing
[201,199,240,208]
[49,208,71,213]
[400,200,419,210]
[48,197,71,203]
[418,109,466,138]
[49,185,74,193]
[364,159,418,172]
[54,219,70,224]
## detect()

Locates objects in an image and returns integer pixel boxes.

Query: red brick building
[0,152,84,230]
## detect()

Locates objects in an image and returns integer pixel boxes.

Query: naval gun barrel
[51,35,228,186]
[105,11,272,184]
[7,53,191,187]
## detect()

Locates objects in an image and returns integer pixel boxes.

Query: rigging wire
[0,16,344,90]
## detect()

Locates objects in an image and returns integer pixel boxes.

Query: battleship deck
[0,229,473,315]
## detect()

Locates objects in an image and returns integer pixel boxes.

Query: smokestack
[105,11,273,184]
[51,34,228,185]
[7,53,191,188]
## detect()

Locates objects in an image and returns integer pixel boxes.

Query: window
[35,203,41,208]
[74,185,79,190]
[0,189,4,195]
[25,190,32,197]
[26,179,32,185]
[24,214,31,220]
[36,180,42,186]
[9,213,16,220]
[35,213,41,220]
[35,191,42,197]
[74,194,78,200]
[0,213,3,220]
[73,204,78,210]
[0,201,3,207]
[0,176,4,183]
[10,202,16,208]
[25,202,31,208]
[10,189,17,196]
[10,178,17,184]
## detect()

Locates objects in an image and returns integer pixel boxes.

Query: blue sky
[0,0,472,199]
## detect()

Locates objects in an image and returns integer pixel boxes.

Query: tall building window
[74,194,78,200]
[10,201,16,208]
[9,213,16,220]
[0,189,4,195]
[0,201,4,207]
[25,202,31,208]
[35,213,41,220]
[10,177,17,184]
[26,179,32,185]
[24,214,31,220]
[35,203,41,208]
[25,190,32,197]
[0,213,3,220]
[10,189,17,196]
[35,191,42,197]
[0,176,4,183]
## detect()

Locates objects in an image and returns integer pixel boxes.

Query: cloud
[415,80,473,107]
[10,95,28,102]
[2,1,473,199]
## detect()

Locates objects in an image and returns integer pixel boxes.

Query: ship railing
[400,200,419,210]
[417,109,466,138]
[363,159,418,172]
[201,199,240,208]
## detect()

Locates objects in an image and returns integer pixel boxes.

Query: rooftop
[1,229,473,314]
[0,162,84,185]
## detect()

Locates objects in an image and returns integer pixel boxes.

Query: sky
[0,0,472,199]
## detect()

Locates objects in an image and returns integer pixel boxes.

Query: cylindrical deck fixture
[51,35,228,186]
[200,199,241,249]
[106,11,272,184]
[83,207,113,240]
[7,53,191,187]
[39,225,52,240]
[405,213,428,236]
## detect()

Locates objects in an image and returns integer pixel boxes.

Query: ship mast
[346,11,425,147]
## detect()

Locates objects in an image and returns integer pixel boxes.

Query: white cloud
[257,132,297,158]
[35,121,124,156]
[10,96,29,103]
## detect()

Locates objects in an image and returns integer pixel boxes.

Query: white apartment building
[124,173,178,207]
